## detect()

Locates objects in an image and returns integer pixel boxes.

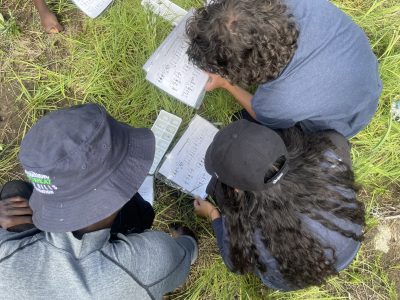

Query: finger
[8,196,28,203]
[2,216,33,230]
[9,200,30,208]
[7,207,33,216]
[48,27,59,34]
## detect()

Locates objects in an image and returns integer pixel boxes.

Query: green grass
[0,10,20,37]
[1,0,399,299]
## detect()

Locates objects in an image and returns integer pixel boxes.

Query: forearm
[211,217,234,271]
[32,0,51,14]
[224,84,256,119]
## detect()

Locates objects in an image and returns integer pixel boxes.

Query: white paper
[141,0,187,26]
[149,110,182,174]
[138,175,154,205]
[72,0,113,18]
[144,10,209,108]
[158,115,218,197]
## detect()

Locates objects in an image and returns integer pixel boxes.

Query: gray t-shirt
[252,0,382,137]
[0,228,197,300]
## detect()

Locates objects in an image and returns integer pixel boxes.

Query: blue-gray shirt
[252,0,382,137]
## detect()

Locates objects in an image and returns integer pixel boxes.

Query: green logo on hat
[25,170,58,194]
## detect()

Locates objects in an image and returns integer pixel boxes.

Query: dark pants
[0,180,154,235]
[111,193,155,236]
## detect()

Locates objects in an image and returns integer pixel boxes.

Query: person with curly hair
[186,0,382,138]
[194,119,365,290]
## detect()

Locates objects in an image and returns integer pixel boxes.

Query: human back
[199,121,365,290]
[0,228,193,299]
[186,0,382,137]
[252,0,382,137]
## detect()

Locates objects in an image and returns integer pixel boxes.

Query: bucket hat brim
[29,125,155,233]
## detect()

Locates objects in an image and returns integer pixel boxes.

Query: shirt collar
[45,229,110,259]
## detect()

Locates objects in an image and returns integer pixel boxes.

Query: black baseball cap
[205,120,289,192]
[19,104,155,232]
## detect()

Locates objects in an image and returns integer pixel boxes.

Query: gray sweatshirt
[0,228,197,300]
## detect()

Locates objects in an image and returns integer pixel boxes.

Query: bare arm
[32,0,50,14]
[206,73,256,119]
[32,0,63,33]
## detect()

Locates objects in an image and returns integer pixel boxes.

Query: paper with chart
[149,110,182,174]
[157,115,218,198]
[72,0,113,18]
[141,0,187,26]
[144,10,209,109]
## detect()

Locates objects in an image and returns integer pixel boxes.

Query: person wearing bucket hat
[194,119,365,291]
[0,104,197,299]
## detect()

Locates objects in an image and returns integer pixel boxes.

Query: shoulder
[0,229,43,261]
[101,231,189,284]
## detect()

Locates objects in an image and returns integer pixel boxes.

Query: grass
[0,10,20,37]
[0,0,399,299]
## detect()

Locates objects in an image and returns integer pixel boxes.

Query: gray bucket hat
[19,103,155,232]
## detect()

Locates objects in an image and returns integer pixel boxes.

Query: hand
[40,10,63,34]
[0,197,33,230]
[205,73,231,91]
[193,198,221,221]
[170,224,197,242]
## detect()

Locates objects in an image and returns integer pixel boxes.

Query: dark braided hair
[186,0,298,86]
[217,127,365,288]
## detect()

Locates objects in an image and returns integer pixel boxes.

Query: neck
[73,211,118,239]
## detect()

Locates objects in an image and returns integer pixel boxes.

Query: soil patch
[367,219,400,296]
[0,81,23,145]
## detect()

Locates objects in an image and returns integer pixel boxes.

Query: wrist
[209,208,221,221]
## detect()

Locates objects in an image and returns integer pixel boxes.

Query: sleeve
[111,231,197,299]
[211,218,235,272]
[147,234,198,298]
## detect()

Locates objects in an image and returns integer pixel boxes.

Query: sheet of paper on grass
[141,0,187,26]
[144,10,209,109]
[72,0,113,18]
[157,115,218,198]
[138,175,154,205]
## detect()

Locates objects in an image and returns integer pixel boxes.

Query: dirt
[0,81,22,145]
[370,220,400,296]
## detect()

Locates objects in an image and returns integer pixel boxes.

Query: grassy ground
[0,0,399,299]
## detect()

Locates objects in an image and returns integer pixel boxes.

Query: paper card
[138,175,155,205]
[72,0,113,18]
[157,115,218,197]
[141,0,187,26]
[144,10,209,108]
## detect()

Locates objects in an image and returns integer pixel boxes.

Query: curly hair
[216,128,365,288]
[186,0,299,86]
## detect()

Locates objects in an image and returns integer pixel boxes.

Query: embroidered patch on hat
[25,170,58,194]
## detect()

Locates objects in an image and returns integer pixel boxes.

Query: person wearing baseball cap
[0,104,197,299]
[194,119,365,291]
